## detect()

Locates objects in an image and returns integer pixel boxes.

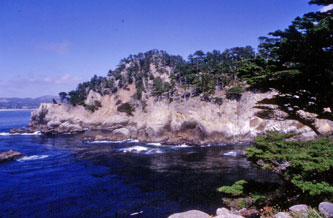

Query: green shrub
[117,103,135,116]
[226,86,243,100]
[85,100,102,112]
[227,86,243,94]
[217,180,248,195]
[246,131,333,201]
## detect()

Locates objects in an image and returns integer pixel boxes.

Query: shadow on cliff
[253,92,333,136]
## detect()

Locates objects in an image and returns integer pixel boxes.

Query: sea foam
[87,139,140,144]
[147,142,162,146]
[17,155,49,162]
[120,146,163,154]
[223,151,237,156]
[0,131,42,136]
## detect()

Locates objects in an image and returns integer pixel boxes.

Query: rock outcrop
[0,150,25,163]
[27,88,333,144]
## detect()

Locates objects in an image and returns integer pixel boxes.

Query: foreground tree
[244,0,333,115]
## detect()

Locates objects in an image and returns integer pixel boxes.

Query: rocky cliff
[28,88,332,144]
[27,50,333,144]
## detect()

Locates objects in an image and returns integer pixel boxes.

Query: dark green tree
[58,92,68,103]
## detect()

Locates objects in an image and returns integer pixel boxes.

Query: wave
[173,144,191,148]
[147,142,162,146]
[120,146,148,153]
[223,151,237,156]
[86,139,140,144]
[120,146,163,154]
[0,131,42,136]
[17,155,49,162]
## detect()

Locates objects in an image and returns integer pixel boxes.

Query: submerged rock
[168,210,210,218]
[0,150,26,163]
[319,202,333,218]
[9,128,34,134]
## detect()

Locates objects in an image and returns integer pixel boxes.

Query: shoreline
[0,109,36,112]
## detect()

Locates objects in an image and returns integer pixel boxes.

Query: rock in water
[168,210,210,218]
[0,150,25,163]
[319,202,333,218]
[9,128,34,134]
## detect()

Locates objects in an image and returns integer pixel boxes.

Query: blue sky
[0,0,319,98]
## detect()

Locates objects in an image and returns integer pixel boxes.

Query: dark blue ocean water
[0,110,278,218]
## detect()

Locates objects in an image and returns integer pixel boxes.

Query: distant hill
[0,95,59,109]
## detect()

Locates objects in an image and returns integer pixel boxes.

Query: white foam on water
[120,146,148,153]
[87,139,139,144]
[173,144,191,148]
[147,142,162,146]
[87,141,117,144]
[146,148,163,154]
[0,131,42,136]
[17,155,49,162]
[120,146,163,154]
[200,144,212,147]
[223,151,237,156]
[21,131,42,136]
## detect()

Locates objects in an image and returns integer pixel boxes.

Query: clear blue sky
[0,0,319,98]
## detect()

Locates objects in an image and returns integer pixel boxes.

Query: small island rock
[0,150,25,163]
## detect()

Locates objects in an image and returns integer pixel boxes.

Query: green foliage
[227,86,243,94]
[58,92,68,103]
[65,75,109,107]
[235,198,248,209]
[246,131,333,200]
[251,194,265,202]
[85,100,102,112]
[226,86,243,100]
[241,2,333,112]
[153,77,164,96]
[117,103,135,116]
[217,180,248,195]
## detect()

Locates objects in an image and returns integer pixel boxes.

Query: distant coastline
[0,109,36,112]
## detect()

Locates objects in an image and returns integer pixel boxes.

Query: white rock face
[29,88,333,144]
[112,128,130,137]
[85,90,102,105]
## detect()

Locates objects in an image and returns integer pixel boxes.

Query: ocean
[0,110,277,218]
